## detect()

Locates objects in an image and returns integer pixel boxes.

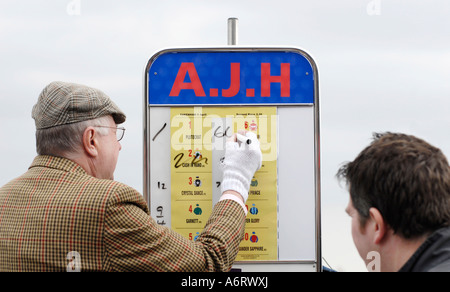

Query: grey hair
[36,116,111,157]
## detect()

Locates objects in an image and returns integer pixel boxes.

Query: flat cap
[32,81,126,130]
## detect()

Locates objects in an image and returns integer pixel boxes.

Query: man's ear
[369,207,387,245]
[82,127,99,157]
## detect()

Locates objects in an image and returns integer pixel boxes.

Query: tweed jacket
[0,156,246,272]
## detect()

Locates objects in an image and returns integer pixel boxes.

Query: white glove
[220,131,263,202]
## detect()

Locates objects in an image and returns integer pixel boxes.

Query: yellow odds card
[170,107,278,261]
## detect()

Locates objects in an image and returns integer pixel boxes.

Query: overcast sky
[1,0,449,272]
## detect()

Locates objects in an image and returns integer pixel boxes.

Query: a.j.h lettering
[169,62,291,98]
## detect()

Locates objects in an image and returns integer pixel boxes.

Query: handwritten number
[214,126,231,138]
[158,182,167,190]
[152,123,167,141]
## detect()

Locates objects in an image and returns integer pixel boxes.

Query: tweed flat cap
[32,81,126,130]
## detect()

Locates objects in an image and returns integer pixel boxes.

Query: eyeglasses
[95,126,126,142]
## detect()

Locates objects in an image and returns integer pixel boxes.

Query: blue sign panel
[148,49,315,105]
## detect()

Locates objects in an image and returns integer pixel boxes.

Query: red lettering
[261,63,290,97]
[222,63,240,97]
[246,88,255,97]
[169,63,206,97]
[210,88,219,97]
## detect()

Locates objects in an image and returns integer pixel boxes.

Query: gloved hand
[220,131,263,202]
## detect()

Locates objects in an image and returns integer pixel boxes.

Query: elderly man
[0,81,262,272]
[338,132,450,272]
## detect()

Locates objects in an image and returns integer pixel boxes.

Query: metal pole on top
[228,18,238,46]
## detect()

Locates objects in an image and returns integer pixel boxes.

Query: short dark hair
[337,132,450,239]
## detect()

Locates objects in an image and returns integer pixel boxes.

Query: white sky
[0,0,449,272]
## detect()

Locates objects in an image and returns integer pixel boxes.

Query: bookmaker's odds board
[144,48,321,272]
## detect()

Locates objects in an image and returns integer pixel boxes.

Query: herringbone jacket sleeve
[102,184,246,272]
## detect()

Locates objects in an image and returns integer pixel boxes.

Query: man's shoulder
[30,155,141,194]
[429,262,450,272]
[99,180,147,208]
[103,179,143,199]
[401,227,450,272]
[21,155,144,205]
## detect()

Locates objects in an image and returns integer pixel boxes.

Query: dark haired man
[337,132,450,272]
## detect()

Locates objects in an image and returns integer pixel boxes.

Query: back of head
[33,81,126,157]
[337,132,450,239]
